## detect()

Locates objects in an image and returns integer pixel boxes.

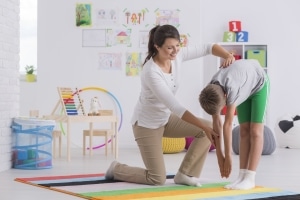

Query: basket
[12,118,55,169]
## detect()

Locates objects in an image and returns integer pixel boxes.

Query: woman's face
[157,38,180,60]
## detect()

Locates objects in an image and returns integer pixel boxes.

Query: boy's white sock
[224,169,246,189]
[233,170,256,190]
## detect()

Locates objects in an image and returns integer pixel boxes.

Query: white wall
[20,0,204,149]
[0,0,20,172]
[199,0,300,128]
[20,0,300,150]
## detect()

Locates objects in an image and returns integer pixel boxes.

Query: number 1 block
[229,21,242,32]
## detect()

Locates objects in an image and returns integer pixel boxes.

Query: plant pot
[26,74,36,82]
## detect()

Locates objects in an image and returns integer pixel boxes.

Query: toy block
[223,31,236,42]
[27,149,37,159]
[229,21,241,32]
[17,149,28,160]
[236,31,249,42]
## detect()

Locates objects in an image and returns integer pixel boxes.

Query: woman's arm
[211,44,235,67]
[181,110,218,143]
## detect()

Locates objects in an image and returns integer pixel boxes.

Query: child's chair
[82,109,116,157]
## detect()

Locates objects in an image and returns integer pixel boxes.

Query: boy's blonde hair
[199,84,226,115]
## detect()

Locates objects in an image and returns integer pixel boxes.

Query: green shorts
[236,77,270,123]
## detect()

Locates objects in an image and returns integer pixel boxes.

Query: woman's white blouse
[131,44,214,129]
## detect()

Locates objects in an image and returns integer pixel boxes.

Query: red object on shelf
[234,55,242,60]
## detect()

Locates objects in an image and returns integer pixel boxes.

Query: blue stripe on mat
[199,191,298,200]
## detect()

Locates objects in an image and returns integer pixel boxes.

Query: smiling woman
[20,0,37,76]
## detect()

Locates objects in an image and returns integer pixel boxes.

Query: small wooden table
[43,115,118,161]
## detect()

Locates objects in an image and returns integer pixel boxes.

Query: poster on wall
[180,34,189,47]
[122,8,149,27]
[125,52,143,76]
[139,30,149,48]
[82,29,106,47]
[106,29,132,47]
[95,8,119,27]
[76,3,92,27]
[155,9,180,27]
[98,53,122,70]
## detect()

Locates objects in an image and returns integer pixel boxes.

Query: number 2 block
[236,31,248,42]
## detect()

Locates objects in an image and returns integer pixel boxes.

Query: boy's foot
[232,179,255,190]
[224,169,246,189]
[232,170,256,190]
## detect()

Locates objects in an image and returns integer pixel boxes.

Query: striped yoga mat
[15,173,300,200]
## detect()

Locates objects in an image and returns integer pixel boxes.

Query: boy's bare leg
[225,123,250,189]
[233,122,264,190]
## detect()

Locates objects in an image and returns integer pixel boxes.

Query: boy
[199,59,269,190]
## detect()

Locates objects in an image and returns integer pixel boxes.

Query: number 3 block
[223,31,236,42]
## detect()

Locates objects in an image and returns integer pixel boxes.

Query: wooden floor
[1,147,299,200]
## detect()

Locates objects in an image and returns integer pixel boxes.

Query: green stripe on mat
[80,182,228,197]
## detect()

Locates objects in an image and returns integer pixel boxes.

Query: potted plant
[25,65,36,82]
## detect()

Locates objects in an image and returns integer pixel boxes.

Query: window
[20,0,37,74]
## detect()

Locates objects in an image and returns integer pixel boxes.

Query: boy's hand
[222,157,232,178]
[217,155,226,178]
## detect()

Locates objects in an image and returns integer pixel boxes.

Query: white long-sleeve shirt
[131,44,214,129]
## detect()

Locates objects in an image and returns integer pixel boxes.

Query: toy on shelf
[88,97,101,116]
[223,20,248,42]
[57,87,86,116]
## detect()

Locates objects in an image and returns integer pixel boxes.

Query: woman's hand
[202,126,219,144]
[220,53,235,68]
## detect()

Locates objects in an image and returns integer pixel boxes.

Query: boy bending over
[199,59,269,190]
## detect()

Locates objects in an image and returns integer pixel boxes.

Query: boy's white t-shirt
[210,59,267,106]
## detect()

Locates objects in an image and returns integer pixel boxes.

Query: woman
[105,24,235,186]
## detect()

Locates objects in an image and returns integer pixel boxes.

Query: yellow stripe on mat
[92,186,281,200]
